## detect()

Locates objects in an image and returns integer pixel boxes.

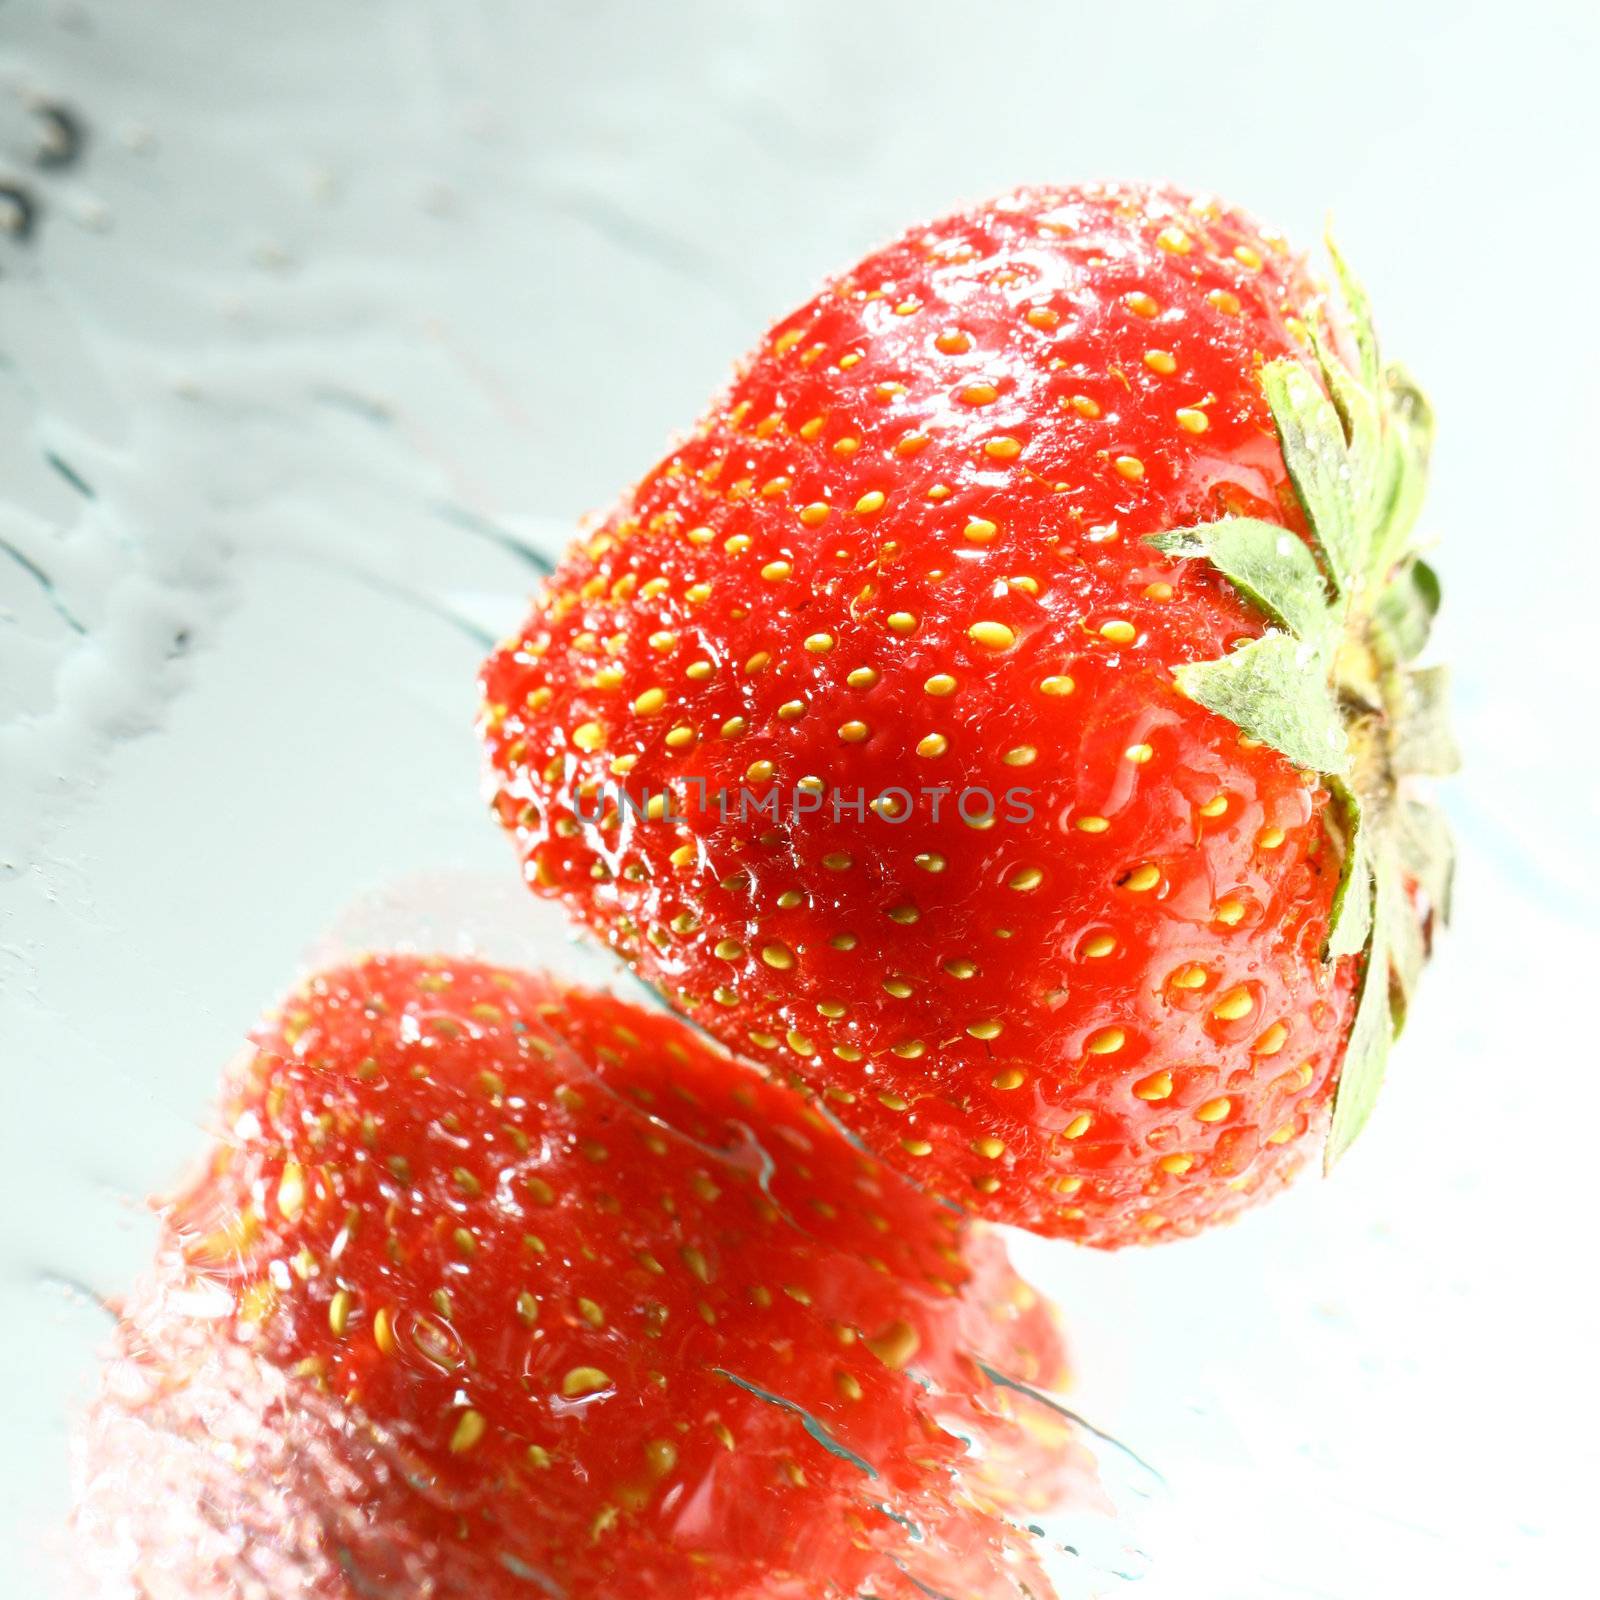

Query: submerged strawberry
[75,954,1081,1599]
[479,182,1453,1244]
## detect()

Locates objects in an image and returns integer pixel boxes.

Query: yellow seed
[992,1067,1026,1090]
[839,720,870,743]
[847,666,879,689]
[1134,1070,1173,1101]
[1125,291,1159,318]
[373,1307,397,1355]
[450,1409,487,1453]
[943,957,977,979]
[1002,744,1037,766]
[892,1039,926,1059]
[277,1162,306,1221]
[865,1320,920,1369]
[924,673,957,696]
[960,382,998,406]
[527,1445,553,1469]
[972,1135,1007,1160]
[1086,1027,1125,1055]
[1214,898,1246,925]
[1008,866,1043,892]
[713,938,744,962]
[967,1019,1003,1040]
[1039,674,1075,696]
[328,1289,352,1338]
[936,329,972,354]
[1176,407,1209,434]
[1076,815,1109,834]
[1082,934,1116,958]
[914,852,946,872]
[901,1138,933,1157]
[1259,826,1286,849]
[1172,964,1208,990]
[800,502,831,526]
[964,518,998,544]
[1195,1097,1232,1123]
[1208,289,1242,316]
[916,733,948,758]
[1212,987,1255,1022]
[1124,864,1161,893]
[777,699,806,720]
[1064,1113,1092,1139]
[969,621,1016,650]
[745,651,771,674]
[1143,349,1177,375]
[1125,742,1153,763]
[571,721,605,753]
[745,759,774,783]
[1069,394,1102,417]
[686,660,713,680]
[761,942,796,970]
[1113,456,1145,481]
[887,610,918,634]
[1267,1123,1297,1145]
[761,560,792,582]
[1254,1022,1289,1056]
[1156,225,1192,255]
[1158,1153,1193,1174]
[1100,619,1137,644]
[562,1366,612,1398]
[1234,244,1263,269]
[517,1291,539,1325]
[578,1297,605,1327]
[1025,305,1059,329]
[632,687,666,716]
[646,1439,679,1475]
[721,716,747,739]
[805,632,835,653]
[665,726,697,750]
[855,490,886,515]
[984,435,1021,460]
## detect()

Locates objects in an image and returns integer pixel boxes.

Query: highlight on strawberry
[479,181,1455,1245]
[74,954,1107,1600]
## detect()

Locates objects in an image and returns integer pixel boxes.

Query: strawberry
[74,954,1081,1599]
[478,181,1454,1245]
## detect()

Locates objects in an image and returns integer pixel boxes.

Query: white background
[2,2,1595,1595]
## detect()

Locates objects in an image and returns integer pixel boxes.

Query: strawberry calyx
[1145,234,1456,1168]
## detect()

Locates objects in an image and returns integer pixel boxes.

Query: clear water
[2,2,1596,1595]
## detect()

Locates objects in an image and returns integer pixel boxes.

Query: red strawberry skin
[74,955,1077,1600]
[479,183,1360,1245]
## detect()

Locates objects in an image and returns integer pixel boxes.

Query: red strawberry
[74,954,1083,1599]
[479,182,1453,1245]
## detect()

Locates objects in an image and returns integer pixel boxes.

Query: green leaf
[1324,778,1373,960]
[1371,556,1440,662]
[1325,853,1397,1171]
[1369,364,1435,583]
[1311,325,1381,507]
[1172,632,1349,775]
[1262,359,1365,601]
[1380,847,1427,1032]
[1147,519,1334,642]
[1396,796,1455,925]
[1391,665,1461,776]
[1325,230,1381,394]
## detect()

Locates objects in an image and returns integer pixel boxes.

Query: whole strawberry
[75,955,1080,1600]
[479,182,1453,1244]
